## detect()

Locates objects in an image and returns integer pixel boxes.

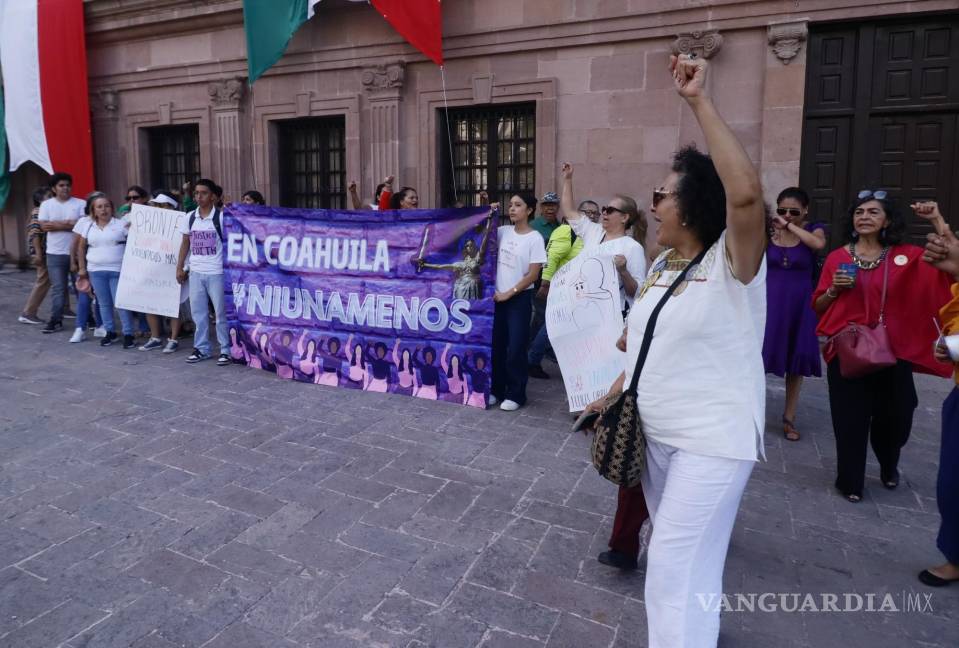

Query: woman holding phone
[812,196,954,503]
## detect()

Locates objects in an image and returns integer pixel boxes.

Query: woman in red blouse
[812,193,953,502]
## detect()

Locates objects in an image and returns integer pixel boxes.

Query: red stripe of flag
[370,0,443,66]
[37,0,95,195]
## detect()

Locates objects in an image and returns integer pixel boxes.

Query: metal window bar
[278,117,347,209]
[441,103,535,217]
[149,125,200,194]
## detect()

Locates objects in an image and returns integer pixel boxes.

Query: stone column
[91,89,124,201]
[760,22,808,204]
[362,63,405,193]
[208,78,246,202]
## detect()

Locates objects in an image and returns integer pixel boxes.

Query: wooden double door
[800,14,959,245]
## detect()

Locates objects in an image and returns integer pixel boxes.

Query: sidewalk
[0,270,955,648]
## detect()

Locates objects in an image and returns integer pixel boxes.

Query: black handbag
[591,247,708,487]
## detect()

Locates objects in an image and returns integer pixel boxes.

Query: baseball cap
[541,191,559,204]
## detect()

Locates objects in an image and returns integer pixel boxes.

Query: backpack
[189,208,223,240]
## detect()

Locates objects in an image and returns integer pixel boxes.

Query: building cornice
[84,0,958,91]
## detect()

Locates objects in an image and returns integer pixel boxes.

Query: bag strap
[626,245,709,392]
[878,250,890,323]
[189,208,224,241]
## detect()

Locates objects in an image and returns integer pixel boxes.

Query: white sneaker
[499,399,520,411]
[162,339,179,354]
[93,327,107,338]
[69,328,86,343]
[488,395,498,406]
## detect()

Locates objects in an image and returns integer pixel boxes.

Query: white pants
[641,438,754,648]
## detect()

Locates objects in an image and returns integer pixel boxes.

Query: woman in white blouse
[77,195,136,349]
[559,163,647,310]
[585,54,767,648]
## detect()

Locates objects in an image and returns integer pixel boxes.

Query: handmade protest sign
[115,204,185,318]
[224,204,496,408]
[546,252,624,412]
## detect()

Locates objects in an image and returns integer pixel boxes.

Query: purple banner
[223,204,497,408]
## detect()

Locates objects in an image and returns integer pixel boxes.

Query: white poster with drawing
[546,253,624,412]
[115,204,185,318]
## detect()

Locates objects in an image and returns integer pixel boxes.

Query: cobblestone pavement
[0,270,956,648]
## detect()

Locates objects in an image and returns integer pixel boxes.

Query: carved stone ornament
[768,23,808,65]
[671,30,724,60]
[361,63,405,93]
[100,89,118,112]
[208,78,246,107]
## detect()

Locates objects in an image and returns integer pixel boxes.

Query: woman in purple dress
[763,187,827,441]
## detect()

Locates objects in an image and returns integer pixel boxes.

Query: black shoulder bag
[590,246,708,487]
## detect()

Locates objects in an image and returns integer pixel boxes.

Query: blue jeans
[492,289,533,405]
[189,272,229,355]
[528,322,551,366]
[76,290,103,329]
[46,254,70,323]
[89,271,134,335]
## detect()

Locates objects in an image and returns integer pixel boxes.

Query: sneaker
[18,314,44,325]
[122,335,136,349]
[69,328,86,343]
[499,399,520,412]
[93,326,107,338]
[162,339,179,354]
[528,364,550,379]
[63,309,76,320]
[597,550,638,571]
[186,348,211,363]
[41,320,63,334]
[488,395,498,406]
[139,337,164,351]
[100,332,118,346]
[217,353,231,366]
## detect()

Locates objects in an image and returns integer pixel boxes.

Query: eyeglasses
[776,208,802,217]
[580,208,600,216]
[601,205,624,215]
[652,188,677,208]
[857,189,887,200]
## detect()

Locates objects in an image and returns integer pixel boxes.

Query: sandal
[881,469,900,490]
[783,417,800,442]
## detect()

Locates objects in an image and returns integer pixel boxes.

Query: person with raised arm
[919,216,959,588]
[812,198,954,503]
[583,54,768,648]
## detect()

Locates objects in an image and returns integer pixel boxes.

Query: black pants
[826,359,917,496]
[492,290,533,405]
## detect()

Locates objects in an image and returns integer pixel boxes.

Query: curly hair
[671,145,727,248]
[840,193,907,245]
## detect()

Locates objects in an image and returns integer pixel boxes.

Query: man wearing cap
[531,191,561,245]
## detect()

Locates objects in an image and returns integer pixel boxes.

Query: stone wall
[1,0,954,264]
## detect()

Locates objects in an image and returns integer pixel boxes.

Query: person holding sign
[584,54,767,648]
[176,179,231,366]
[491,194,547,411]
[138,192,187,353]
[77,195,137,349]
[559,164,647,310]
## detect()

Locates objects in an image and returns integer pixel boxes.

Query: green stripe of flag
[242,0,312,84]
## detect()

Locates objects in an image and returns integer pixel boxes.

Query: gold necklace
[848,243,889,270]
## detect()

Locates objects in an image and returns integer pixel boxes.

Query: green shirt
[531,215,559,245]
[541,224,583,281]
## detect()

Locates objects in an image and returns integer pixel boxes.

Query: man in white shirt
[176,178,231,366]
[39,173,86,333]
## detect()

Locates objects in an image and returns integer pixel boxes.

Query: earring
[851,231,859,240]
[681,221,689,228]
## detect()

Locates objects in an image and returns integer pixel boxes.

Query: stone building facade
[1,0,957,266]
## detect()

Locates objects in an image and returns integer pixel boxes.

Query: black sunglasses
[125,195,141,201]
[652,188,677,208]
[776,208,802,217]
[601,205,624,215]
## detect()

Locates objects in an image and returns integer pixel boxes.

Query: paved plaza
[0,269,956,648]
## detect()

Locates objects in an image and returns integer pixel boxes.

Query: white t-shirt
[570,217,647,307]
[624,231,767,462]
[178,208,223,275]
[496,226,547,293]
[81,218,128,273]
[39,197,86,255]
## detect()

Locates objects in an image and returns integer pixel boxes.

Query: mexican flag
[243,0,443,84]
[0,0,95,197]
